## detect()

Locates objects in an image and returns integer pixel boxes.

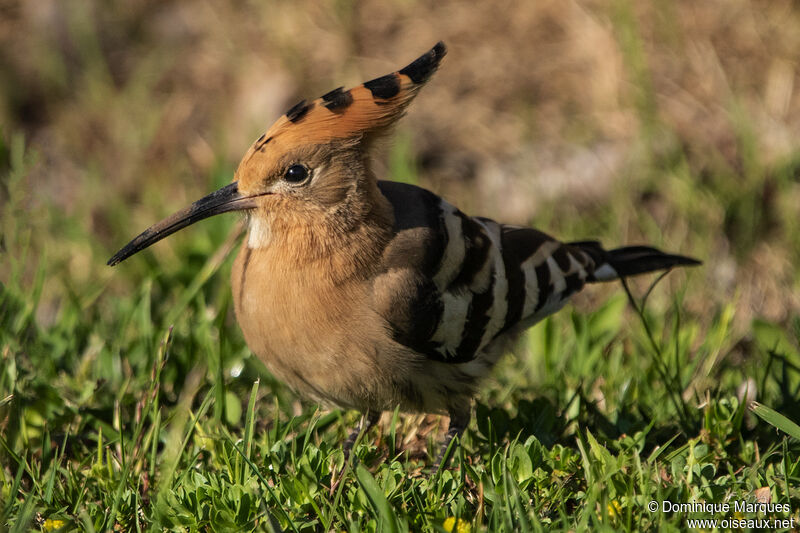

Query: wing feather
[373,181,599,363]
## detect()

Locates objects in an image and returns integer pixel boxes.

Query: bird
[108,41,699,470]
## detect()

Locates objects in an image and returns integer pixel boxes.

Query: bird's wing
[373,181,597,363]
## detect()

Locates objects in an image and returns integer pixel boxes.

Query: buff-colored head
[108,42,446,265]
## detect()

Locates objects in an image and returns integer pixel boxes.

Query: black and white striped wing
[499,227,598,329]
[373,181,598,364]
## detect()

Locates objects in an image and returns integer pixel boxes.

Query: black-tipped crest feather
[399,41,447,83]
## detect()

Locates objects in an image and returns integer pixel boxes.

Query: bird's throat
[247,216,272,249]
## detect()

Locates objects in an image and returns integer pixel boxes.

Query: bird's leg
[330,410,380,494]
[432,409,470,474]
[342,410,380,463]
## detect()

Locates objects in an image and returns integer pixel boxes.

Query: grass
[3,1,800,530]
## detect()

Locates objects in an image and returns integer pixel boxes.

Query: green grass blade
[355,464,400,533]
[749,402,800,440]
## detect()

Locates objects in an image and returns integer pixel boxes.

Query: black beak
[107,181,258,266]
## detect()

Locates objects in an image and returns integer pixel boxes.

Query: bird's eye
[284,164,309,184]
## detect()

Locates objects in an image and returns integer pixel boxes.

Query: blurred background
[2,0,799,371]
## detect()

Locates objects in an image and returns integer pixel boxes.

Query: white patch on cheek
[248,216,272,248]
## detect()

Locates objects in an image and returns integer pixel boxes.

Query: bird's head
[108,42,446,265]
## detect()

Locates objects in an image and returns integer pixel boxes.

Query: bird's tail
[570,241,701,282]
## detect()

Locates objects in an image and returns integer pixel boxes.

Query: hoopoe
[108,42,699,468]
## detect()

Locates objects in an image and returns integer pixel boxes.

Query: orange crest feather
[252,42,446,151]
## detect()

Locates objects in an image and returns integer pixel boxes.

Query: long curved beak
[107,181,259,266]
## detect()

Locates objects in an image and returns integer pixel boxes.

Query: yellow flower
[443,516,472,533]
[43,519,66,531]
[607,500,622,518]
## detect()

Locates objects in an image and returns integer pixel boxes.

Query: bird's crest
[246,42,446,157]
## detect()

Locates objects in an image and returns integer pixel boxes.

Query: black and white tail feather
[574,241,701,282]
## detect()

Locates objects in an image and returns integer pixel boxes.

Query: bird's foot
[330,410,380,494]
[431,412,469,476]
